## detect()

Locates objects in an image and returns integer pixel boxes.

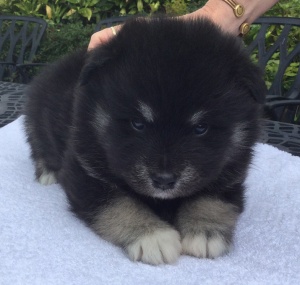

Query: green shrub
[164,0,187,15]
[0,0,46,18]
[0,0,166,24]
[35,22,94,63]
[264,0,300,17]
[186,0,205,13]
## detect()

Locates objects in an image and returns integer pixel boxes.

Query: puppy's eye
[194,123,208,135]
[131,119,145,131]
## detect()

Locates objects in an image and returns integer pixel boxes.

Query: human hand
[88,25,121,50]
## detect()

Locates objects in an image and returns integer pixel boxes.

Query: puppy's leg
[25,128,60,185]
[60,154,180,265]
[25,115,64,186]
[176,197,240,259]
[92,196,182,265]
[35,159,57,185]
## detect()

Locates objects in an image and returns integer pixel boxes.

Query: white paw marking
[182,234,228,259]
[38,171,57,185]
[126,228,182,265]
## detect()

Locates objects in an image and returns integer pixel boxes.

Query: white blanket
[1,116,299,285]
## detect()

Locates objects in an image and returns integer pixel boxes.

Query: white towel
[1,116,299,285]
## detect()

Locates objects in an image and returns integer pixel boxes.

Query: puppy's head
[76,17,266,199]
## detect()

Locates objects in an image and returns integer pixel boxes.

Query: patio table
[0,81,27,128]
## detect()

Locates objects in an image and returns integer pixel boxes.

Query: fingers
[88,25,121,50]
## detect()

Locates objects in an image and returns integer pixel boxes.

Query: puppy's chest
[140,197,183,224]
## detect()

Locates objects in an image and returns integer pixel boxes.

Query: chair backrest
[94,16,129,32]
[247,17,300,100]
[0,15,47,81]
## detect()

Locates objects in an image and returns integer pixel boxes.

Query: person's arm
[185,0,279,36]
[88,0,279,50]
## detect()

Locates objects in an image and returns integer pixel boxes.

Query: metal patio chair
[0,15,47,127]
[247,17,300,123]
[0,15,47,83]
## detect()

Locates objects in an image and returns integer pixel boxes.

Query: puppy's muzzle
[151,172,177,190]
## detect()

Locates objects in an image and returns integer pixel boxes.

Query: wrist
[181,0,279,36]
[191,0,250,36]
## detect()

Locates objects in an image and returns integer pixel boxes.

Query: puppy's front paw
[177,198,239,259]
[126,228,182,265]
[35,160,57,185]
[182,233,229,259]
[38,170,57,185]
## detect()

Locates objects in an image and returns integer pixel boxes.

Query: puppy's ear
[79,48,113,86]
[239,64,267,104]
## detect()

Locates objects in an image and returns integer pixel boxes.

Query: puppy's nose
[151,172,177,190]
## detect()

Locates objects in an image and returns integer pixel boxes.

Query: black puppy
[24,17,266,265]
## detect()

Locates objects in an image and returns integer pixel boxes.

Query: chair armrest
[266,99,300,108]
[265,99,300,124]
[15,63,49,83]
[0,62,15,66]
[16,63,49,68]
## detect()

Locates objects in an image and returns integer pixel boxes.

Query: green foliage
[0,0,47,17]
[44,0,111,24]
[185,0,205,13]
[35,22,94,63]
[44,1,68,24]
[264,0,300,17]
[0,0,165,24]
[164,0,187,15]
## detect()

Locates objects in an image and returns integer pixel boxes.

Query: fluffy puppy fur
[24,17,266,265]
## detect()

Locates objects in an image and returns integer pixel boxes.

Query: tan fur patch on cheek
[231,123,249,148]
[92,103,111,134]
